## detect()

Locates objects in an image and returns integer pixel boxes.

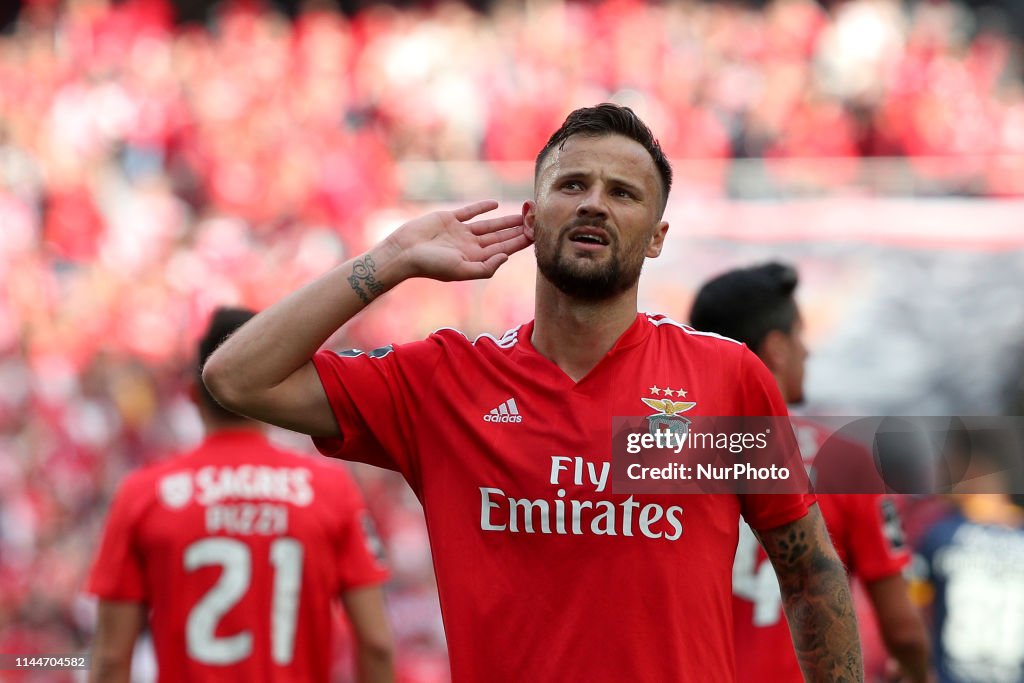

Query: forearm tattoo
[348,255,385,304]
[763,519,864,682]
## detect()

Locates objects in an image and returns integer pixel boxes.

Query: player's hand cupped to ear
[382,200,531,282]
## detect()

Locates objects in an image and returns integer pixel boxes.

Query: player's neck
[203,417,266,436]
[532,278,639,383]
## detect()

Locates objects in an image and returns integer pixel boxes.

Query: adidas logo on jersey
[483,398,522,423]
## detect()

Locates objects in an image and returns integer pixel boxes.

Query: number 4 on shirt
[733,522,783,626]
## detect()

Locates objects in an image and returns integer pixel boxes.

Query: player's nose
[575,185,609,220]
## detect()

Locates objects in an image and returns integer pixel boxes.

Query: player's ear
[523,201,537,241]
[645,221,669,258]
[758,330,789,375]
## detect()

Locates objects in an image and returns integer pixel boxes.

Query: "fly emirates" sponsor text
[479,456,684,541]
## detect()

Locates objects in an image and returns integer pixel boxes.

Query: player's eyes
[561,180,584,191]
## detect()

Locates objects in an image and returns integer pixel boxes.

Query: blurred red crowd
[1,0,1022,680]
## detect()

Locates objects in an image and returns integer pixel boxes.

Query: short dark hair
[689,262,799,352]
[196,307,256,420]
[535,103,673,212]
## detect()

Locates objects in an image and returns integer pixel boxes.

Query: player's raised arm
[758,504,864,683]
[201,201,528,436]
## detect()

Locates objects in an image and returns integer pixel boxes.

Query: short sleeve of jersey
[735,347,815,531]
[331,470,389,591]
[844,494,910,583]
[87,475,147,602]
[311,338,444,479]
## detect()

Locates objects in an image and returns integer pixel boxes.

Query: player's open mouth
[568,227,610,249]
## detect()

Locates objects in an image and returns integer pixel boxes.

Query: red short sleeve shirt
[313,313,812,682]
[87,431,387,683]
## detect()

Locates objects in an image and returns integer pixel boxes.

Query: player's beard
[534,218,648,301]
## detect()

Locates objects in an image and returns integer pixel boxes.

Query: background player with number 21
[87,308,394,683]
[204,104,862,682]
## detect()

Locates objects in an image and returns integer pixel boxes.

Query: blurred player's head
[526,103,672,301]
[690,262,808,404]
[196,307,257,426]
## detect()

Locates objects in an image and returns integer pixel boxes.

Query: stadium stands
[1,0,1022,679]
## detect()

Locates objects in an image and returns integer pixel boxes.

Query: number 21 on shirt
[184,537,303,665]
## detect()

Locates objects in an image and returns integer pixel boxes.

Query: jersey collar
[515,312,651,387]
[202,428,268,447]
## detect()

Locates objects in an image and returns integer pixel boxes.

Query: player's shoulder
[428,324,524,352]
[793,416,873,459]
[262,445,361,493]
[326,324,525,362]
[293,457,367,518]
[794,417,887,494]
[118,455,187,491]
[249,439,353,477]
[643,312,748,356]
[106,455,192,517]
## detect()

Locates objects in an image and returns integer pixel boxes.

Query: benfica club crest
[159,472,193,509]
[642,387,696,439]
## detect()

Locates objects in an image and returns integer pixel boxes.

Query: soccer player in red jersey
[87,308,394,683]
[690,262,933,683]
[204,104,861,682]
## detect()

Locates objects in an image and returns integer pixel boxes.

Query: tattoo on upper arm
[348,255,384,304]
[774,527,810,566]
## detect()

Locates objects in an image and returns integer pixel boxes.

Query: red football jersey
[731,419,910,683]
[313,313,812,682]
[87,430,387,683]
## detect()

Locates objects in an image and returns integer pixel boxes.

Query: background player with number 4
[690,263,933,683]
[87,308,394,683]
